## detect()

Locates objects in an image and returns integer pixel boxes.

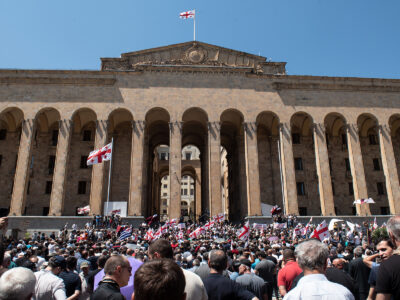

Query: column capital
[278,122,290,133]
[312,123,326,135]
[345,123,358,133]
[207,121,221,132]
[243,122,257,133]
[132,120,146,133]
[23,118,35,125]
[169,121,183,131]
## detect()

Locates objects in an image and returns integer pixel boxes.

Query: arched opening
[324,113,354,215]
[0,107,24,216]
[106,109,133,211]
[64,108,97,215]
[357,114,389,215]
[24,108,61,215]
[389,114,400,184]
[290,112,319,216]
[220,109,245,221]
[256,111,282,212]
[145,108,170,217]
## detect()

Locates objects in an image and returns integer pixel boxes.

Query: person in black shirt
[349,246,370,300]
[203,249,258,300]
[59,256,81,299]
[375,215,400,300]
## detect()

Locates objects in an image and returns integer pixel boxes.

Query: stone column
[49,119,73,216]
[129,120,145,216]
[208,121,222,217]
[89,120,108,215]
[378,124,400,214]
[313,123,335,216]
[244,122,262,216]
[195,167,202,220]
[169,121,182,219]
[278,123,299,215]
[346,124,371,215]
[9,118,35,216]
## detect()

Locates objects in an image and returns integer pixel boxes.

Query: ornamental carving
[184,44,207,64]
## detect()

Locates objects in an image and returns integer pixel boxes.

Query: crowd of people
[0,213,399,300]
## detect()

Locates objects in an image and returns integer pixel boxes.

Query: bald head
[332,258,344,269]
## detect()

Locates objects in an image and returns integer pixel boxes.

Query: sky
[0,0,399,79]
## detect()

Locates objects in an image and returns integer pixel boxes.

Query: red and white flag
[177,223,186,229]
[144,229,154,241]
[166,219,178,227]
[179,10,195,19]
[177,231,184,240]
[353,198,375,205]
[189,227,205,239]
[372,217,378,230]
[213,213,225,223]
[310,220,330,241]
[203,221,215,230]
[253,223,267,231]
[237,221,250,241]
[77,205,90,215]
[87,142,112,165]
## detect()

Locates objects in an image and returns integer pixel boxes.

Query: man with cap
[79,261,91,300]
[34,255,67,300]
[236,259,268,300]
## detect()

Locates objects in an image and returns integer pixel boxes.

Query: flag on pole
[179,10,195,19]
[310,221,330,241]
[353,198,375,205]
[372,217,378,230]
[237,221,250,241]
[87,142,112,165]
[119,226,132,240]
[189,227,205,239]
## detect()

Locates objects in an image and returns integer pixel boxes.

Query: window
[181,189,184,195]
[45,181,52,194]
[42,207,49,216]
[294,158,303,171]
[162,200,167,206]
[190,189,194,195]
[78,181,87,194]
[348,182,354,196]
[352,207,357,216]
[299,207,307,216]
[183,189,188,195]
[162,209,167,214]
[83,130,91,141]
[345,158,351,171]
[0,129,6,140]
[369,134,378,145]
[48,155,55,175]
[377,182,385,195]
[163,192,167,196]
[80,156,88,169]
[0,155,2,167]
[373,158,381,171]
[161,152,167,160]
[51,130,58,146]
[296,182,305,196]
[380,207,389,215]
[181,201,186,206]
[163,184,167,188]
[292,133,300,144]
[185,152,191,160]
[182,182,188,185]
[331,182,335,196]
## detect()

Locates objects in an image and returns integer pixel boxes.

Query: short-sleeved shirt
[255,259,276,283]
[368,265,379,286]
[277,261,302,292]
[34,269,67,300]
[59,270,82,297]
[236,273,268,300]
[375,254,400,299]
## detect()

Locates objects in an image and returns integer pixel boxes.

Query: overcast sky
[1,0,399,78]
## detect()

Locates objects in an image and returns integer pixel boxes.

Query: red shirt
[277,261,302,292]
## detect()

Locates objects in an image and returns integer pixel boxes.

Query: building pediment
[101,41,286,75]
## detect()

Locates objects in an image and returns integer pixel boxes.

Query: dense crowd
[0,213,399,300]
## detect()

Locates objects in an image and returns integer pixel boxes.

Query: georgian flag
[144,229,154,241]
[253,223,267,231]
[176,223,186,229]
[213,213,225,223]
[237,221,250,241]
[87,142,112,165]
[203,221,215,230]
[77,205,90,215]
[177,231,184,239]
[179,10,195,19]
[166,219,178,227]
[353,198,375,205]
[310,221,330,241]
[189,227,205,239]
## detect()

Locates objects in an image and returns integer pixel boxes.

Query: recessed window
[294,157,303,171]
[377,182,385,195]
[341,134,347,146]
[185,152,191,160]
[380,206,389,215]
[345,158,351,171]
[183,189,188,196]
[80,156,88,169]
[160,153,167,160]
[0,129,7,140]
[163,184,167,188]
[299,207,307,216]
[181,201,186,206]
[369,134,378,145]
[163,192,167,196]
[45,181,53,194]
[48,155,55,175]
[78,181,87,194]
[296,182,305,196]
[348,182,354,196]
[51,130,58,146]
[83,130,92,141]
[373,158,381,171]
[292,133,300,144]
[190,189,194,195]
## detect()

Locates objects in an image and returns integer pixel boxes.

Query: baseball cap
[80,261,89,268]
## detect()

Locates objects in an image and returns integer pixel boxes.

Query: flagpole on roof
[106,137,114,216]
[193,9,196,41]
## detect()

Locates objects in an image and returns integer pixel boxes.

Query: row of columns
[8,117,400,217]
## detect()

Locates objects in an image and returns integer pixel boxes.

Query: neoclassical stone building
[1,41,400,221]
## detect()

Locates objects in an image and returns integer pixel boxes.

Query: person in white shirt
[34,256,67,300]
[284,239,354,300]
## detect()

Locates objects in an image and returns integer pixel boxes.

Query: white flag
[87,142,112,165]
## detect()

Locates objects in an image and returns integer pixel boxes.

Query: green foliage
[371,227,389,244]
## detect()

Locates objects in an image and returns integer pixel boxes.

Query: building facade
[1,41,400,220]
